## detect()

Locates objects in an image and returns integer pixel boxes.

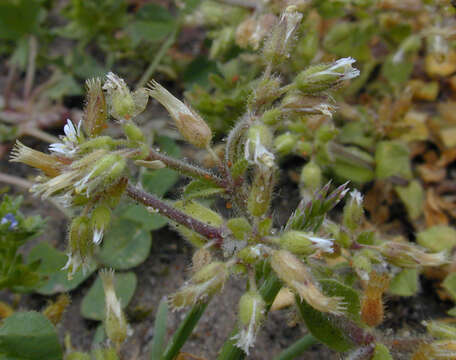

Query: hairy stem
[126,184,225,242]
[147,147,228,188]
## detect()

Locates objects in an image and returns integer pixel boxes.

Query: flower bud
[271,250,345,315]
[295,57,360,94]
[343,189,364,231]
[83,78,107,137]
[10,141,62,177]
[100,269,128,349]
[173,201,223,247]
[248,170,275,217]
[64,216,94,278]
[148,81,212,148]
[192,247,212,272]
[122,122,145,142]
[238,245,268,264]
[232,291,266,354]
[263,6,303,65]
[278,231,335,255]
[379,241,448,268]
[245,124,275,170]
[274,133,297,155]
[103,73,148,121]
[300,161,322,191]
[261,108,282,125]
[91,204,111,245]
[170,261,229,309]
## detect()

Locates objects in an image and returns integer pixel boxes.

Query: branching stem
[126,184,225,242]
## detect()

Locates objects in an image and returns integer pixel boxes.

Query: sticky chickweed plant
[5,5,456,360]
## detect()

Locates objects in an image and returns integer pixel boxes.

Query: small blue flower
[1,213,18,230]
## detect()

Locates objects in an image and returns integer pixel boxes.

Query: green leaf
[395,180,424,220]
[127,20,176,45]
[319,279,361,322]
[381,56,414,85]
[0,312,62,360]
[296,279,360,352]
[443,273,456,301]
[44,74,83,100]
[372,343,393,360]
[121,203,167,231]
[417,225,456,253]
[389,269,419,297]
[375,141,412,180]
[296,294,352,352]
[183,179,225,200]
[28,242,96,295]
[81,272,137,321]
[92,324,106,348]
[149,298,168,359]
[141,168,179,197]
[98,218,152,270]
[0,1,42,40]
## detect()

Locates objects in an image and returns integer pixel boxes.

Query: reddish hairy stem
[126,184,225,242]
[147,148,228,188]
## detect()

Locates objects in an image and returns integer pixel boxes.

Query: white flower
[93,228,104,245]
[49,119,82,157]
[308,235,335,253]
[350,189,363,205]
[62,252,83,279]
[245,134,275,169]
[310,57,360,81]
[231,300,259,355]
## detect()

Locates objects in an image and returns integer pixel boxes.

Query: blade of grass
[150,298,169,359]
[161,302,208,360]
[273,334,318,360]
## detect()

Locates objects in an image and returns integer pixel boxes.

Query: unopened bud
[379,241,448,268]
[274,133,297,155]
[271,250,345,315]
[300,161,322,191]
[278,231,334,255]
[295,57,360,94]
[245,124,275,169]
[192,247,212,272]
[84,78,107,137]
[232,291,266,354]
[261,108,282,125]
[238,245,268,264]
[91,204,111,245]
[123,122,145,142]
[248,170,275,217]
[64,216,94,278]
[100,269,128,348]
[103,72,148,121]
[148,81,212,148]
[170,262,229,309]
[173,201,223,247]
[343,189,364,231]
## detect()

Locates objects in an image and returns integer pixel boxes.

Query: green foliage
[0,196,44,291]
[0,312,62,360]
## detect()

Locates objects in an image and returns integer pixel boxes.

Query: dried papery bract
[271,250,346,315]
[84,78,107,137]
[378,241,448,268]
[10,141,62,177]
[100,269,128,349]
[148,80,212,148]
[361,271,389,327]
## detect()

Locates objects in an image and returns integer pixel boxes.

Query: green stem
[136,26,179,89]
[273,335,318,360]
[216,272,282,360]
[161,302,208,360]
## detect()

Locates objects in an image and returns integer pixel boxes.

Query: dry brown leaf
[417,164,446,183]
[424,188,449,226]
[271,287,295,311]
